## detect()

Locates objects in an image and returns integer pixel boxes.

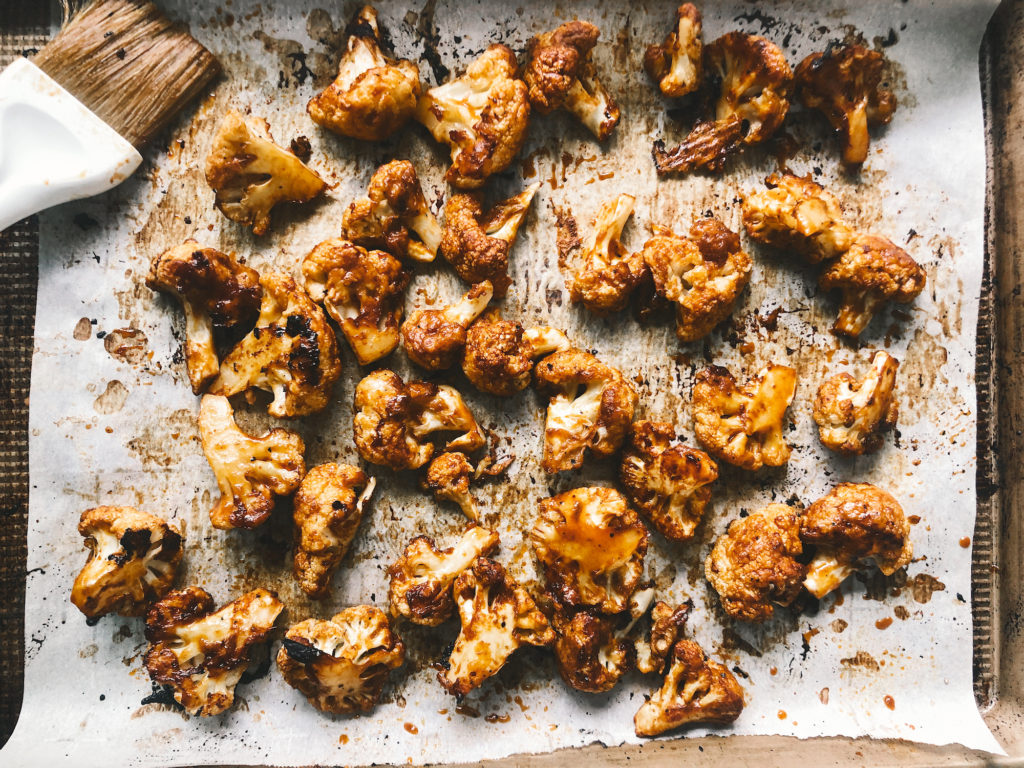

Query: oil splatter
[93,380,129,415]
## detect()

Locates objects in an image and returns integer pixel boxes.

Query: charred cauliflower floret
[198,394,306,530]
[641,218,753,341]
[416,44,530,189]
[801,483,912,599]
[523,21,620,140]
[819,234,927,338]
[293,463,376,598]
[204,110,326,235]
[634,600,690,675]
[276,605,404,713]
[620,421,718,543]
[401,281,493,371]
[634,639,744,736]
[741,172,854,264]
[70,506,183,619]
[462,319,570,396]
[692,364,797,470]
[144,587,283,716]
[705,504,805,622]
[210,272,341,418]
[424,452,478,521]
[644,3,703,98]
[341,160,442,263]
[439,184,540,297]
[567,194,646,315]
[146,242,261,394]
[813,351,899,455]
[550,606,628,693]
[307,5,421,141]
[796,44,897,167]
[440,557,554,695]
[387,525,499,626]
[353,369,485,470]
[531,487,648,614]
[301,239,409,366]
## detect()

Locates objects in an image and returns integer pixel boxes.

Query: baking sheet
[0,0,1003,764]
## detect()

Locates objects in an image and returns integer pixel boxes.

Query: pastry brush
[0,0,220,231]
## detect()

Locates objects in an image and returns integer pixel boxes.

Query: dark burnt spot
[117,528,153,560]
[287,321,324,385]
[140,686,179,707]
[417,0,450,84]
[290,135,312,162]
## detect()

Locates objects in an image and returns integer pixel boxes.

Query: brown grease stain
[455,703,480,718]
[104,328,148,364]
[894,605,910,620]
[884,695,895,710]
[403,722,418,735]
[908,515,921,525]
[485,713,511,724]
[339,734,349,744]
[93,380,129,415]
[73,317,92,341]
[840,651,880,671]
[819,687,830,705]
[831,618,848,633]
[910,573,946,604]
[959,536,971,548]
[875,617,893,630]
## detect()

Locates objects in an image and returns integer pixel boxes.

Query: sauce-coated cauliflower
[550,606,628,693]
[276,605,404,713]
[423,451,478,520]
[813,351,899,455]
[644,4,703,98]
[462,319,570,396]
[634,600,690,675]
[401,281,493,371]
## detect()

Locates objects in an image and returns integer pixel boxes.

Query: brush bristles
[33,0,220,148]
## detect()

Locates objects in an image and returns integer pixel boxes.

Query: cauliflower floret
[619,420,718,543]
[307,5,421,141]
[641,217,753,341]
[813,351,899,455]
[144,587,283,716]
[634,639,744,736]
[819,234,927,338]
[535,349,637,472]
[387,525,500,626]
[209,272,342,418]
[424,452,478,521]
[704,504,805,622]
[146,242,261,394]
[531,487,648,614]
[70,506,184,619]
[801,483,913,599]
[550,607,628,693]
[276,605,404,713]
[692,363,796,470]
[795,44,897,167]
[440,183,540,297]
[741,172,854,264]
[416,44,530,189]
[301,239,409,366]
[204,110,326,235]
[401,281,493,371]
[353,369,485,470]
[523,21,620,140]
[198,394,306,530]
[644,3,703,98]
[341,160,442,263]
[292,463,376,598]
[440,557,554,695]
[567,193,646,315]
[634,600,690,675]
[462,319,570,396]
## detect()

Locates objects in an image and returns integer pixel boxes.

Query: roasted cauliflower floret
[144,587,283,716]
[692,364,796,470]
[424,452,478,521]
[535,349,638,472]
[276,605,404,713]
[634,639,744,736]
[634,600,690,675]
[301,239,409,366]
[307,5,421,141]
[742,172,854,264]
[641,218,753,341]
[550,606,628,693]
[819,234,927,338]
[70,506,183,619]
[416,44,530,189]
[619,421,718,543]
[523,21,620,140]
[531,487,648,614]
[210,272,341,418]
[401,281,493,371]
[293,463,376,598]
[801,483,912,599]
[146,242,261,394]
[341,160,442,263]
[567,194,646,315]
[204,110,326,235]
[439,184,540,297]
[644,3,703,98]
[198,394,306,530]
[705,504,805,622]
[796,44,897,167]
[462,319,570,396]
[353,369,485,470]
[440,557,554,695]
[387,525,499,626]
[813,351,899,455]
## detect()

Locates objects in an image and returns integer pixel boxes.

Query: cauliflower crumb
[401,281,493,371]
[423,452,478,521]
[644,4,703,98]
[814,351,900,455]
[567,193,646,315]
[462,318,570,396]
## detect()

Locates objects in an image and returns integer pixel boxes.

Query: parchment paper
[1,0,1003,764]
